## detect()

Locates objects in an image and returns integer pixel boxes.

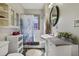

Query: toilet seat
[7,53,24,56]
[26,49,43,56]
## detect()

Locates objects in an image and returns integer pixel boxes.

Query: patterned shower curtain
[21,15,34,44]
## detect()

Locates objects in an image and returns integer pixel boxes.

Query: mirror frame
[49,5,59,26]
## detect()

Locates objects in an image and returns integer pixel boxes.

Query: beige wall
[43,3,50,34]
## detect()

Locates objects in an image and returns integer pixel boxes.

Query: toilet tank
[0,41,9,56]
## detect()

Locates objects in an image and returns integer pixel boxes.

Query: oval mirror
[49,5,59,26]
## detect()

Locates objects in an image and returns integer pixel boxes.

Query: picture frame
[74,20,79,27]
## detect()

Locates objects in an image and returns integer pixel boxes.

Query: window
[33,15,40,30]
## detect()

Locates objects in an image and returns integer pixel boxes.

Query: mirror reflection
[49,6,59,26]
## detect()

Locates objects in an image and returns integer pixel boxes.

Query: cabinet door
[71,45,78,56]
[16,13,20,26]
[56,45,72,56]
[46,40,56,56]
[11,9,15,26]
[10,9,20,26]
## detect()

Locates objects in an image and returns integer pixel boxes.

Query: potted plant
[58,32,79,44]
[58,32,72,41]
[71,35,79,44]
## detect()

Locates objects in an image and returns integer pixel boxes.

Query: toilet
[26,49,43,56]
[7,53,24,56]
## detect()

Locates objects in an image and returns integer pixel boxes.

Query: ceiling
[21,3,45,10]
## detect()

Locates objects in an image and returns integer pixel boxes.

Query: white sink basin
[41,34,53,39]
[0,41,9,56]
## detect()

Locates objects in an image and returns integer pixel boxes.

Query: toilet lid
[7,53,23,56]
[26,49,43,56]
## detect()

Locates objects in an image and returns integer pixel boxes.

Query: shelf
[9,34,23,37]
[0,26,20,29]
[0,18,8,20]
[0,9,8,13]
[8,26,20,28]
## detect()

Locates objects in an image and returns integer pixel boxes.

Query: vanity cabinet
[6,35,23,53]
[41,34,78,56]
[49,37,78,56]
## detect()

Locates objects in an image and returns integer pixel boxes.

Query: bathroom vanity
[7,35,23,53]
[0,41,9,56]
[41,34,78,56]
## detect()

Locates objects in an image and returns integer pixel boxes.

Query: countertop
[50,36,72,45]
[41,34,72,46]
